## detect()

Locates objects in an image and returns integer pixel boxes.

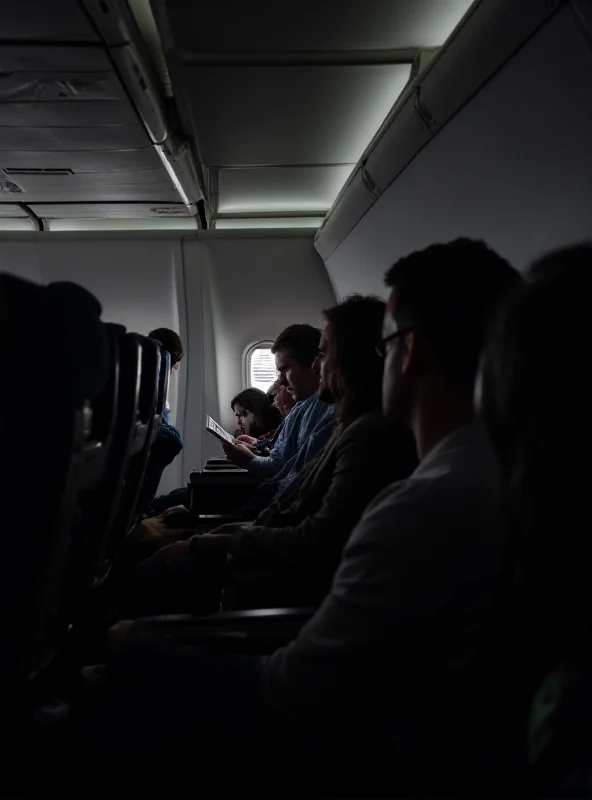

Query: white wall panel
[39,237,185,493]
[323,6,592,298]
[0,238,42,284]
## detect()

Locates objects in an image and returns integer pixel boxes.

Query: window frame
[243,340,276,392]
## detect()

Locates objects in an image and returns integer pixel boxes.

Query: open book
[205,414,235,445]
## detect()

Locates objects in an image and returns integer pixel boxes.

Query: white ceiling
[151,0,475,228]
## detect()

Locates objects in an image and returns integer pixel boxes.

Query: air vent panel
[3,168,74,177]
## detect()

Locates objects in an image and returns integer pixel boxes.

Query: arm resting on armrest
[134,608,315,654]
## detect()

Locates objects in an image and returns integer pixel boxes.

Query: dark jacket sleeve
[135,410,184,517]
[150,407,183,465]
[230,415,417,566]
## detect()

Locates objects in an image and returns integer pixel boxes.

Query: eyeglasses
[375,328,411,359]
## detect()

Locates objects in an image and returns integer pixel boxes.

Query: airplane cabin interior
[1,0,592,795]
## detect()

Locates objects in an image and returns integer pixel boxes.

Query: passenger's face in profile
[233,403,256,434]
[274,385,295,416]
[382,290,413,423]
[316,324,335,404]
[275,349,318,402]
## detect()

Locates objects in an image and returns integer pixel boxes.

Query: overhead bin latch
[414,90,437,136]
[361,166,381,199]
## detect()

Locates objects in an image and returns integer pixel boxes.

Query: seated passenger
[119,295,418,613]
[230,387,283,448]
[238,380,296,450]
[74,239,521,793]
[134,328,184,518]
[479,244,592,796]
[221,324,334,477]
[271,379,296,417]
[192,324,335,519]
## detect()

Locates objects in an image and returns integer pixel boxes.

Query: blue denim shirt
[247,392,333,481]
[240,393,335,516]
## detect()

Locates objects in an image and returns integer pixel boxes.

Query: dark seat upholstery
[0,274,110,720]
[101,334,165,564]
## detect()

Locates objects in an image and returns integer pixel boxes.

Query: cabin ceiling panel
[153,0,475,226]
[0,2,194,216]
[155,0,474,52]
[179,64,412,167]
[1,0,101,42]
[217,166,356,214]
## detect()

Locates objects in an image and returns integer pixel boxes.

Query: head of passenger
[314,294,386,428]
[268,379,296,417]
[381,238,521,456]
[478,244,592,637]
[148,327,184,373]
[231,387,283,439]
[271,323,322,403]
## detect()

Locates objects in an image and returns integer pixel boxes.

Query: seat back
[103,336,163,560]
[0,274,110,701]
[57,325,122,621]
[132,347,171,519]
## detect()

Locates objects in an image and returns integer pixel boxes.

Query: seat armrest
[136,608,314,654]
[141,607,314,625]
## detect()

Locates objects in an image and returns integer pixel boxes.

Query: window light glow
[248,346,277,393]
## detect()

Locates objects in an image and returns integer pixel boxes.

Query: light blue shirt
[239,393,335,516]
[247,392,334,482]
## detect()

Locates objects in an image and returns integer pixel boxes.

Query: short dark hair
[323,294,386,427]
[385,238,522,385]
[231,387,282,438]
[271,323,321,367]
[148,328,184,368]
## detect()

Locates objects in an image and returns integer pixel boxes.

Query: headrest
[0,273,110,408]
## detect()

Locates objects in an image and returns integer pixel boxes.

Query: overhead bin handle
[361,167,381,199]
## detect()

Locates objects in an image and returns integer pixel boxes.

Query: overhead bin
[83,0,202,212]
[413,0,560,138]
[315,0,561,260]
[82,0,166,145]
[314,167,376,262]
[0,0,201,220]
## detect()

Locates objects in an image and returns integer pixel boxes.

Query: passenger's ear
[400,330,417,375]
[311,355,321,375]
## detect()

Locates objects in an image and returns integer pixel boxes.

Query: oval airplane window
[245,341,276,393]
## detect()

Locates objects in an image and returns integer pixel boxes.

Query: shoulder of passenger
[338,411,405,446]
